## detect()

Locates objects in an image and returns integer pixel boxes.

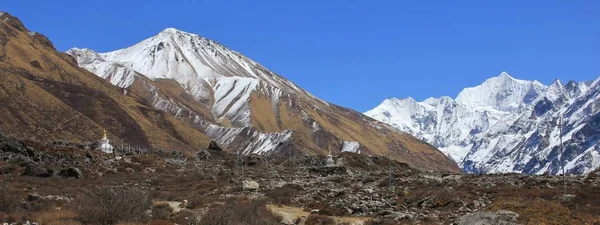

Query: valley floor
[1,134,599,225]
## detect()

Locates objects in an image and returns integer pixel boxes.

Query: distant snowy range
[365,72,600,175]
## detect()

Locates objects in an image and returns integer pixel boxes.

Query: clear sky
[3,1,599,112]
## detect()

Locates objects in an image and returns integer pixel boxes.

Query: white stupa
[98,129,113,154]
[325,148,335,167]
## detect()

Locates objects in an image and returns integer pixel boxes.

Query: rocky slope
[0,12,459,172]
[1,132,599,224]
[366,72,600,174]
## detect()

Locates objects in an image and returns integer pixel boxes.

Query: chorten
[325,148,335,167]
[98,129,113,154]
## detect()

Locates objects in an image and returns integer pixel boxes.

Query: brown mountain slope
[248,89,458,172]
[0,12,210,151]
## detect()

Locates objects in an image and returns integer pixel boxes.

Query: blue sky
[4,1,599,111]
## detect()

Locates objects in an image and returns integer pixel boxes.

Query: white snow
[212,77,259,125]
[341,141,360,153]
[204,124,293,155]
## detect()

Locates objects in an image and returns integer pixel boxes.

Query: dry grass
[305,214,335,225]
[265,183,304,205]
[35,210,80,225]
[491,197,599,225]
[199,198,281,225]
[146,219,176,225]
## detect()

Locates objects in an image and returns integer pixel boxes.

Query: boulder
[85,151,94,159]
[197,150,212,160]
[456,210,519,225]
[207,141,222,151]
[242,179,259,191]
[59,167,83,179]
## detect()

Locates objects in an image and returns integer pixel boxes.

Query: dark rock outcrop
[23,164,53,178]
[59,167,83,179]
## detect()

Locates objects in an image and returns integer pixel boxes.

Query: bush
[305,214,335,225]
[364,218,401,225]
[78,187,152,225]
[171,210,199,225]
[199,199,281,225]
[151,203,171,220]
[0,186,20,213]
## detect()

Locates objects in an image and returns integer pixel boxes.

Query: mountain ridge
[366,72,600,174]
[63,25,459,172]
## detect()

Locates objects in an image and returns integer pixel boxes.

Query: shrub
[364,218,401,225]
[171,210,199,225]
[199,199,281,225]
[305,214,335,225]
[0,186,20,213]
[151,203,171,220]
[77,187,152,225]
[187,194,220,209]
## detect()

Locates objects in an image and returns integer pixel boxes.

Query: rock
[308,166,348,176]
[125,167,135,173]
[30,60,42,69]
[23,164,53,178]
[165,200,187,213]
[207,141,222,151]
[197,150,212,160]
[2,138,26,154]
[59,167,83,179]
[28,193,72,202]
[242,179,259,191]
[456,210,519,225]
[28,193,44,201]
[85,151,94,159]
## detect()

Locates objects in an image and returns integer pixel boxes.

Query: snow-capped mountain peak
[366,72,600,174]
[455,72,547,112]
[69,28,326,127]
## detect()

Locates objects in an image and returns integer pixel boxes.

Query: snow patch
[341,141,360,154]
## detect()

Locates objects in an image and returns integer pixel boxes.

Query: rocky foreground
[1,132,599,225]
